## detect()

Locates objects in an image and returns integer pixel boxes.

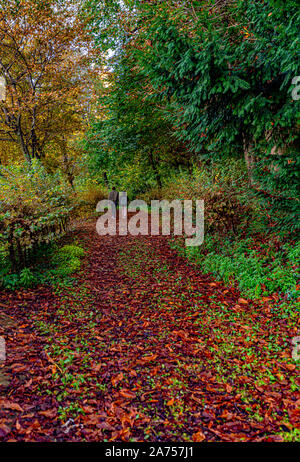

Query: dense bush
[0,158,104,286]
[165,161,299,299]
[49,244,85,277]
[73,176,107,217]
[142,160,261,235]
[136,0,300,231]
[172,233,299,300]
[0,160,74,272]
[0,242,86,290]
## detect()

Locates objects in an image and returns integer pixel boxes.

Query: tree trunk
[148,150,162,188]
[17,116,32,166]
[61,138,75,189]
[243,137,255,185]
[103,171,109,187]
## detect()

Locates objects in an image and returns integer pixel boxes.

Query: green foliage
[254,153,300,232]
[82,0,194,196]
[50,244,85,277]
[1,268,35,290]
[84,0,300,231]
[147,160,259,235]
[166,161,299,299]
[180,234,299,299]
[73,175,108,217]
[0,241,85,290]
[279,428,300,443]
[286,241,300,267]
[55,245,85,260]
[0,245,11,276]
[0,160,75,271]
[19,268,36,288]
[137,1,299,151]
[1,273,20,290]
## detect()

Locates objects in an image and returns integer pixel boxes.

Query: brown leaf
[193,430,205,442]
[11,363,27,372]
[92,364,102,373]
[225,383,233,393]
[112,372,124,386]
[39,408,57,418]
[0,424,11,437]
[141,354,158,363]
[15,420,22,431]
[24,379,33,388]
[0,400,24,412]
[285,364,296,371]
[119,389,136,399]
[129,370,137,377]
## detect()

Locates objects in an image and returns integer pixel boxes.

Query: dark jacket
[108,190,119,204]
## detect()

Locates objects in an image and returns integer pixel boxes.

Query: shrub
[56,257,82,277]
[1,273,20,290]
[0,160,74,271]
[166,160,299,299]
[145,160,260,235]
[174,235,299,300]
[0,245,11,277]
[73,178,107,218]
[50,244,85,277]
[53,245,85,260]
[287,242,300,267]
[19,268,36,288]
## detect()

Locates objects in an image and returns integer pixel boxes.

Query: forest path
[0,220,298,441]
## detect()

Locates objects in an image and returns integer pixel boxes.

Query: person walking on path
[108,187,119,218]
[119,192,127,219]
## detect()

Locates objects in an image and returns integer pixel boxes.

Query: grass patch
[171,235,299,299]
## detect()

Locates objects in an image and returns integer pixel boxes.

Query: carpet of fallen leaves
[0,220,299,442]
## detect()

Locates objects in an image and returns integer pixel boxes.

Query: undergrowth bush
[0,159,96,289]
[0,242,85,289]
[142,159,264,235]
[158,159,299,299]
[0,160,75,271]
[73,177,107,218]
[172,234,299,300]
[50,244,85,277]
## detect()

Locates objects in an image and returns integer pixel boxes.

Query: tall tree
[83,0,194,193]
[85,0,299,227]
[0,0,94,165]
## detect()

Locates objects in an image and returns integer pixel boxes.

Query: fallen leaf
[193,430,205,442]
[39,409,57,418]
[0,400,24,412]
[119,389,136,399]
